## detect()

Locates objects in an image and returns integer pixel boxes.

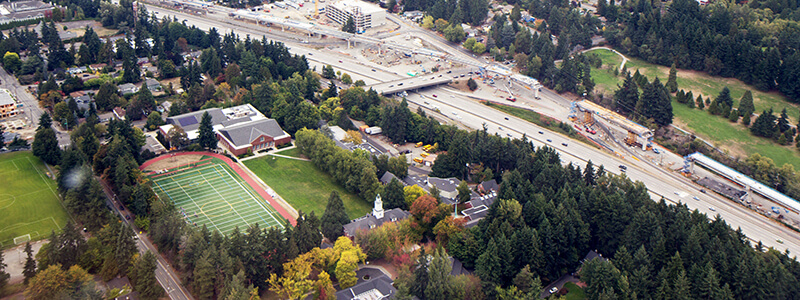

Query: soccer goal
[13,234,30,245]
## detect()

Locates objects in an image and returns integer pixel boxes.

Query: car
[538,131,544,134]
[398,83,403,86]
[452,112,457,115]
[460,74,466,77]
[447,70,452,74]
[339,60,343,63]
[549,287,558,294]
[507,133,512,137]
[431,77,435,80]
[308,53,313,55]
[674,191,680,195]
[438,74,443,77]
[619,165,627,170]
[504,117,509,120]
[433,94,437,97]
[125,215,131,220]
[389,85,394,87]
[547,139,552,142]
[454,76,459,79]
[653,148,660,154]
[498,126,503,130]
[709,207,716,212]
[450,95,455,98]
[700,189,707,193]
[372,69,376,72]
[693,196,700,201]
[562,143,568,147]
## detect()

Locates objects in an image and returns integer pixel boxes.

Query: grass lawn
[484,102,598,148]
[275,147,302,158]
[587,48,800,170]
[0,152,70,249]
[244,156,371,219]
[563,282,586,300]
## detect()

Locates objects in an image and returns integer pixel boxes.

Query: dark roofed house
[118,83,139,95]
[343,194,410,237]
[216,118,291,156]
[403,174,430,191]
[478,179,499,194]
[112,106,126,120]
[335,274,396,300]
[145,77,162,91]
[379,171,403,185]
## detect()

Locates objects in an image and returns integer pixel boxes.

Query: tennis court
[147,159,286,235]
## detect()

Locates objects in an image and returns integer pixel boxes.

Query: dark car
[447,70,452,74]
[547,139,552,142]
[125,215,131,220]
[562,143,568,147]
[538,131,544,134]
[504,117,509,120]
[700,189,706,193]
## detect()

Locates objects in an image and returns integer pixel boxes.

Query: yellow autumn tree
[333,237,366,289]
[268,253,316,300]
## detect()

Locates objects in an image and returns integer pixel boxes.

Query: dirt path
[3,240,46,284]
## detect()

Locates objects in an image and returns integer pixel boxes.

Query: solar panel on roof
[178,117,198,126]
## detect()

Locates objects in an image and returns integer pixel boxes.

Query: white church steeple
[373,194,385,219]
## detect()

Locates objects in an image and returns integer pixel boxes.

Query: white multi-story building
[325,0,385,32]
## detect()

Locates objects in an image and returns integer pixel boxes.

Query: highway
[147,2,800,256]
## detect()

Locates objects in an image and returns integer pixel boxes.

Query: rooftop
[0,89,14,106]
[335,274,396,300]
[328,0,384,14]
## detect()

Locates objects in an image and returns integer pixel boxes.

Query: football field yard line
[171,177,223,234]
[219,164,282,229]
[198,171,252,229]
[212,166,273,227]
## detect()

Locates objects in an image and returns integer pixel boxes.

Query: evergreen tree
[0,250,8,289]
[134,251,163,300]
[778,108,790,133]
[342,16,356,33]
[32,127,60,165]
[410,247,429,299]
[425,248,455,300]
[384,179,407,210]
[750,109,778,138]
[666,63,678,93]
[38,113,52,130]
[197,111,217,149]
[696,94,705,110]
[738,91,755,125]
[294,211,321,253]
[320,191,349,241]
[23,241,37,285]
[193,251,215,300]
[614,73,639,115]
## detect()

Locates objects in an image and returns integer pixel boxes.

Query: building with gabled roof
[335,274,396,300]
[343,194,409,237]
[159,104,290,155]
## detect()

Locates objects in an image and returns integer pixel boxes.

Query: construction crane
[504,84,516,102]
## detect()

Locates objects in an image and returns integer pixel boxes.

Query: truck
[504,85,516,102]
[365,126,382,135]
[413,157,423,163]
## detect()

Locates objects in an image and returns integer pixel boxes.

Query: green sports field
[0,151,69,248]
[147,159,286,235]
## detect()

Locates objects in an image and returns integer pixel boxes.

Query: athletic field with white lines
[147,159,286,234]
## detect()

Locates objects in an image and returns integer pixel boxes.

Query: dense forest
[598,0,800,102]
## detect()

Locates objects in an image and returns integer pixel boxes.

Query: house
[159,104,291,155]
[216,118,291,156]
[477,179,499,194]
[118,83,139,95]
[335,274,396,300]
[379,171,402,185]
[144,77,162,91]
[0,89,18,118]
[73,95,93,111]
[67,66,88,75]
[89,63,107,70]
[427,177,460,199]
[343,194,410,237]
[112,106,126,120]
[423,153,437,166]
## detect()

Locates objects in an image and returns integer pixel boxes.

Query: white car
[549,287,558,294]
[709,207,716,211]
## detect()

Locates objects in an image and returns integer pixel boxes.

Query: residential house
[144,77,162,91]
[73,95,93,111]
[67,66,88,75]
[112,106,126,120]
[379,171,402,185]
[118,83,139,95]
[343,195,410,237]
[335,274,396,300]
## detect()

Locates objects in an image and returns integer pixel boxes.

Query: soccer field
[148,159,286,235]
[0,151,69,248]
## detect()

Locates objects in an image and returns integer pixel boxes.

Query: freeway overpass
[368,76,453,95]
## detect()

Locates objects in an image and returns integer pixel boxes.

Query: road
[98,179,194,300]
[148,1,800,255]
[0,67,71,147]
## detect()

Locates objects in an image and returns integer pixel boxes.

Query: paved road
[148,1,800,255]
[0,67,71,147]
[98,180,194,300]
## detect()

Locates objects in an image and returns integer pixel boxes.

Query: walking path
[585,46,629,71]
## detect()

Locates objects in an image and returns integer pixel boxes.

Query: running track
[140,152,297,226]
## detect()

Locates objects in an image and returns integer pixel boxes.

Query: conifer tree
[666,63,678,93]
[198,111,217,149]
[23,242,37,284]
[321,191,349,241]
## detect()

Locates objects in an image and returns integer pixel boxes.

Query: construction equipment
[504,85,516,102]
[583,111,594,124]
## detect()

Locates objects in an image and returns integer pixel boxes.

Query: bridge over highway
[367,75,453,95]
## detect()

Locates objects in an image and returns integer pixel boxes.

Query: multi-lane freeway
[144,1,800,258]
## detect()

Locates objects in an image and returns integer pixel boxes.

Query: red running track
[141,151,297,226]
